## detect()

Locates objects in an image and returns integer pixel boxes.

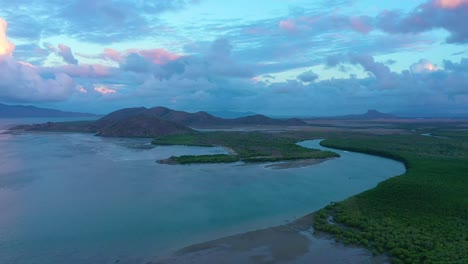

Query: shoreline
[151,141,403,264]
[153,212,389,264]
[264,157,334,169]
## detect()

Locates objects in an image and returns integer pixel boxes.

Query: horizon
[0,0,467,116]
[3,102,468,119]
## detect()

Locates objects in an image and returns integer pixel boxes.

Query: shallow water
[0,119,405,264]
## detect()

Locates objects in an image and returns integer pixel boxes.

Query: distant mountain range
[96,107,307,127]
[0,103,96,118]
[339,110,400,119]
[321,110,400,120]
[12,106,307,137]
[207,110,258,119]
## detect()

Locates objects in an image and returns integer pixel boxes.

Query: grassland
[152,131,339,164]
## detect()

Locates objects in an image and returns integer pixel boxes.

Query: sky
[0,0,467,116]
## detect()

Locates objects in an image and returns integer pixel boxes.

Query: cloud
[0,0,200,43]
[129,48,181,65]
[0,17,76,102]
[94,85,117,95]
[120,38,253,80]
[350,54,394,81]
[410,59,439,73]
[435,0,466,9]
[120,53,152,73]
[57,44,78,65]
[297,70,319,82]
[279,20,297,32]
[377,0,468,43]
[277,14,374,35]
[0,18,15,56]
[325,53,401,89]
[102,48,123,62]
[44,43,79,64]
[350,16,373,34]
[443,57,468,71]
[0,56,76,102]
[50,64,115,78]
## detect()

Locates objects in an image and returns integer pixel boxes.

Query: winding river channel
[0,119,405,264]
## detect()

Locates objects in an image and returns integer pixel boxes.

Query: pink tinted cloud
[134,48,180,65]
[78,86,87,93]
[434,0,467,8]
[0,18,76,102]
[94,85,117,95]
[279,19,297,32]
[99,48,181,65]
[102,48,123,62]
[0,17,15,56]
[350,16,373,34]
[410,59,439,73]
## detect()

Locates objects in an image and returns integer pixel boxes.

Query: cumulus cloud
[0,18,15,56]
[377,0,468,43]
[410,59,439,73]
[0,57,76,102]
[0,17,77,102]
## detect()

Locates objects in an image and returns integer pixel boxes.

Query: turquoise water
[0,119,405,264]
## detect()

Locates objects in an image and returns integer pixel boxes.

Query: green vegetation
[155,124,468,263]
[166,154,240,164]
[313,134,468,264]
[153,131,339,164]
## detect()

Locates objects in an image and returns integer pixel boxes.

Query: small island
[153,132,339,164]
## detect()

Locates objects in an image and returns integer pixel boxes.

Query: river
[0,118,405,264]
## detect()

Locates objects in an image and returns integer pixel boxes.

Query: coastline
[153,213,389,264]
[151,141,403,264]
[1,125,407,263]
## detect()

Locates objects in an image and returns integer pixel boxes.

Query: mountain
[143,107,224,126]
[95,113,193,137]
[326,110,400,120]
[143,106,307,127]
[230,114,307,126]
[343,110,399,119]
[0,103,96,118]
[207,110,258,119]
[13,107,194,137]
[11,106,308,137]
